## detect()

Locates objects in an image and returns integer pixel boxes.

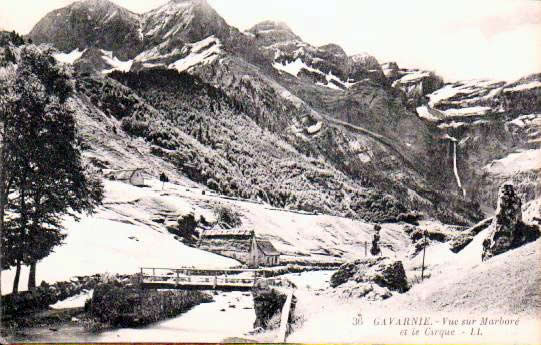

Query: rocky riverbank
[1,273,213,338]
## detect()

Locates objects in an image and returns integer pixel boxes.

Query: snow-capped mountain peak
[142,0,229,44]
[247,20,301,46]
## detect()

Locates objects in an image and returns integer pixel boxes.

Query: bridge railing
[139,267,294,288]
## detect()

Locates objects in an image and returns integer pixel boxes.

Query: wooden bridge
[140,267,293,291]
[141,266,296,341]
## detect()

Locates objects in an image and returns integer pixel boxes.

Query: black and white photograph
[0,0,540,343]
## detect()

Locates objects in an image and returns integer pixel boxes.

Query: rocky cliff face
[413,73,541,213]
[382,63,444,108]
[248,21,386,89]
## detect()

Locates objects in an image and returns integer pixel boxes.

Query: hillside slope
[27,0,483,224]
[289,234,541,344]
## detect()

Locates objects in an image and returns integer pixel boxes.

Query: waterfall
[452,140,466,198]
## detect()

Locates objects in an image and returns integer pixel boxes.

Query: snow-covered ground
[8,291,257,343]
[1,174,413,294]
[1,180,240,294]
[393,70,431,84]
[503,80,541,93]
[427,79,504,108]
[416,105,444,121]
[288,232,541,344]
[132,35,223,73]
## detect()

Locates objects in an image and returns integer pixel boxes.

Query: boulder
[408,238,430,258]
[449,217,492,253]
[381,62,400,81]
[329,261,358,288]
[164,212,200,243]
[482,184,540,260]
[329,281,392,301]
[330,257,409,295]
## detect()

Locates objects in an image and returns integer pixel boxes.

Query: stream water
[7,291,256,343]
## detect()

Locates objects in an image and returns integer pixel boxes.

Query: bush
[2,275,102,316]
[88,282,212,327]
[252,281,287,329]
[121,117,149,137]
[213,204,242,229]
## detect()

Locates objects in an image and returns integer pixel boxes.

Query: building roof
[104,168,144,180]
[202,229,254,237]
[256,240,280,256]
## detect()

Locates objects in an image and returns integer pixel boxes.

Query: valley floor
[2,177,540,344]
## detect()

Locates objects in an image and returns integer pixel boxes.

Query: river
[7,291,256,343]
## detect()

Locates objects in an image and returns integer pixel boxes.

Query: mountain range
[22,0,541,225]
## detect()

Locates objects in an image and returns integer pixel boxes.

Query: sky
[1,0,540,81]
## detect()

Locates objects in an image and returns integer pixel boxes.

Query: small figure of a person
[159,172,169,190]
[370,224,381,256]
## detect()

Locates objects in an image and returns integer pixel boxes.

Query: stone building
[248,236,280,267]
[104,168,145,186]
[198,229,280,267]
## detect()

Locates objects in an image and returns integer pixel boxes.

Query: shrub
[252,282,287,329]
[121,117,149,137]
[89,282,212,327]
[213,204,242,229]
[2,275,102,316]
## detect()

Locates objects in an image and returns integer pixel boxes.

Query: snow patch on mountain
[101,49,133,74]
[133,36,223,73]
[273,58,346,90]
[169,36,222,72]
[506,113,541,130]
[273,58,313,77]
[438,121,467,129]
[503,80,541,93]
[53,48,86,64]
[484,148,541,176]
[416,106,444,121]
[443,106,492,117]
[315,81,339,90]
[394,70,431,84]
[427,79,505,107]
[306,121,322,134]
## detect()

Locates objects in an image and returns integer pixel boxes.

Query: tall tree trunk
[28,261,36,290]
[12,261,20,294]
